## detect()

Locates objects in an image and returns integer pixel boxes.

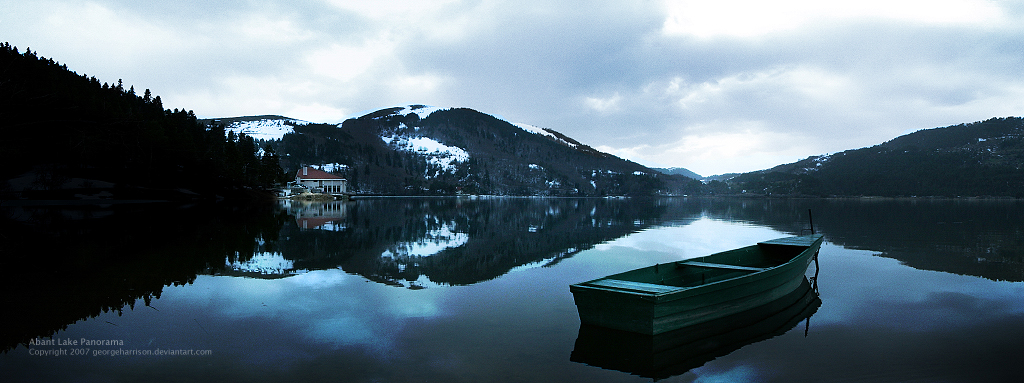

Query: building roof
[296,167,346,180]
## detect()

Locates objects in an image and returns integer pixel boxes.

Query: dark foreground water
[2,197,1022,382]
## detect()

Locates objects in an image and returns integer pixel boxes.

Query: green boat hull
[570,235,824,335]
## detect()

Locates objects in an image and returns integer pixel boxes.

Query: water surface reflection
[2,198,1023,382]
[0,202,287,352]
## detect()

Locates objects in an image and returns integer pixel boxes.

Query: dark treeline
[0,43,285,199]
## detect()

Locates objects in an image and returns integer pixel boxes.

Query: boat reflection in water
[571,277,821,380]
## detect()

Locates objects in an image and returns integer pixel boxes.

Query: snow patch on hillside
[225,118,309,141]
[354,104,449,120]
[382,126,469,177]
[514,122,579,149]
[800,153,834,172]
[404,105,445,119]
[310,163,348,173]
[514,122,556,139]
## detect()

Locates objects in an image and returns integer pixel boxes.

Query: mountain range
[4,42,1022,200]
[208,107,1024,198]
[651,167,703,180]
[206,106,706,196]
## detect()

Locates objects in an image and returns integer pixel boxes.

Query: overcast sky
[3,0,1023,176]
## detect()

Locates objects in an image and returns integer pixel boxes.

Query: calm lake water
[2,197,1022,382]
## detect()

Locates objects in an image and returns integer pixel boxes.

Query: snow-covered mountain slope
[214,105,597,156]
[382,129,470,178]
[203,115,310,141]
[364,105,600,154]
[513,122,580,150]
[206,105,695,196]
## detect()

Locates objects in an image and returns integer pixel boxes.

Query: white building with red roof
[295,166,348,194]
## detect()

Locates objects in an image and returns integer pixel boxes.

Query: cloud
[584,93,623,114]
[661,0,1009,38]
[307,40,395,82]
[597,119,820,176]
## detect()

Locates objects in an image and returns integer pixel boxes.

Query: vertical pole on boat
[807,209,820,336]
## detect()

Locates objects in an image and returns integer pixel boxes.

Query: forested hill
[222,106,1024,198]
[726,117,1024,198]
[652,167,702,180]
[270,106,706,196]
[0,43,285,201]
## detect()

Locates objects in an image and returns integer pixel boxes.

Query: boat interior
[585,241,810,293]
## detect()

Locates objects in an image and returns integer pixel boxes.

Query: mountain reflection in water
[264,198,1024,285]
[246,197,696,287]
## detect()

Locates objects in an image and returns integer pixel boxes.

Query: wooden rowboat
[570,234,824,335]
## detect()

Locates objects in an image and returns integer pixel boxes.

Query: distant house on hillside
[295,167,347,194]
